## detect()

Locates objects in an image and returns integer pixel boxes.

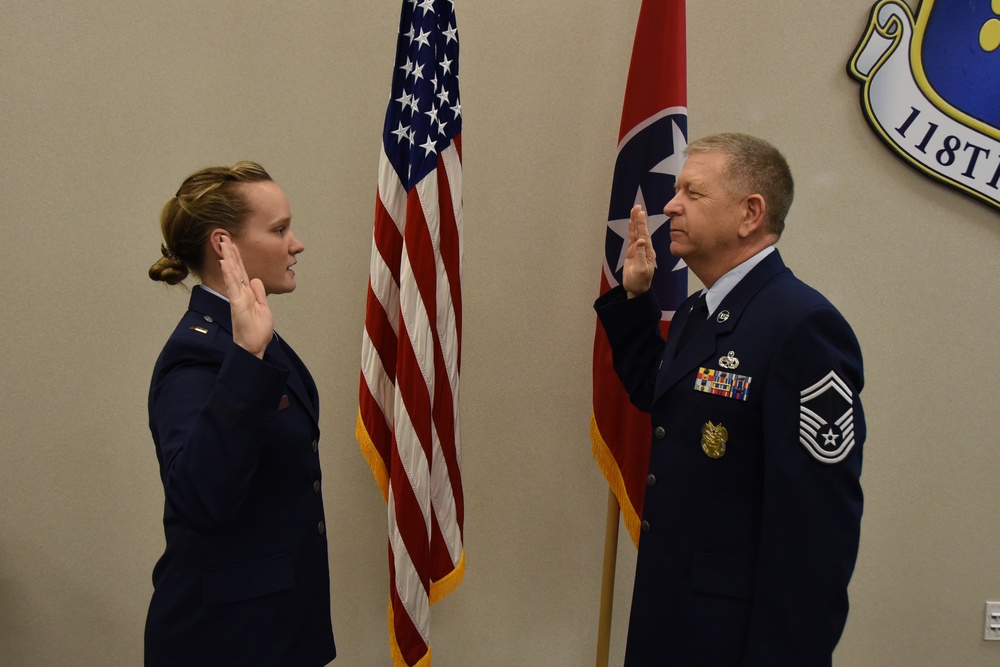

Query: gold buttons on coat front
[654,426,666,439]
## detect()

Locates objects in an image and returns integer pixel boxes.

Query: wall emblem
[849,0,1000,211]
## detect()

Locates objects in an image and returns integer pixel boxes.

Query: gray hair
[685,133,794,237]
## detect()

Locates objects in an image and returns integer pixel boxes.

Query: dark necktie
[674,293,708,355]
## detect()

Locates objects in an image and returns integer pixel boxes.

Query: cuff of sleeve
[595,286,661,321]
[594,285,629,309]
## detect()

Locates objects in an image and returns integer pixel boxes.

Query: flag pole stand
[595,489,620,667]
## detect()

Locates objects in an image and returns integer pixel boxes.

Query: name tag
[694,367,752,402]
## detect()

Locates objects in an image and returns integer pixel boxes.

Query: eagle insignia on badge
[799,370,856,464]
[701,421,728,459]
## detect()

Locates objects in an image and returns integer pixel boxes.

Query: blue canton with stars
[605,113,688,314]
[383,0,461,191]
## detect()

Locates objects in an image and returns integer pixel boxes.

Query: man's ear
[738,194,767,239]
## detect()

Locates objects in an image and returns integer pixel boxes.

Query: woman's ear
[208,229,232,259]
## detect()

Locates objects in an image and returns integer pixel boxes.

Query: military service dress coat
[595,250,865,666]
[144,286,336,666]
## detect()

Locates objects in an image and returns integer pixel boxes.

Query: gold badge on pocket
[701,421,728,459]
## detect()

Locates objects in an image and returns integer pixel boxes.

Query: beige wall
[2,0,998,665]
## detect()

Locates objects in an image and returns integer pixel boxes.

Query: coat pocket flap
[691,551,755,601]
[202,553,296,606]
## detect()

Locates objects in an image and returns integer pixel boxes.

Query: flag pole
[595,489,621,667]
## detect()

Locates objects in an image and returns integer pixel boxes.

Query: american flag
[592,0,687,546]
[356,1,464,665]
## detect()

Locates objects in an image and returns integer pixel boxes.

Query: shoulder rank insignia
[189,325,209,335]
[701,421,728,458]
[799,370,856,464]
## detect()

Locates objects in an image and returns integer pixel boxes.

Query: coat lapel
[266,334,319,423]
[653,251,789,402]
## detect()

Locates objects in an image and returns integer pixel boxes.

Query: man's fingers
[629,205,643,240]
[634,238,646,258]
[630,205,653,251]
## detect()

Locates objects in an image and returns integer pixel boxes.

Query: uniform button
[203,315,214,323]
[317,521,325,535]
[654,426,666,439]
[641,520,651,534]
[313,480,321,493]
[646,474,656,487]
[312,439,319,453]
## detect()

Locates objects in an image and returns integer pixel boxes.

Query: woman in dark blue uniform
[145,162,336,666]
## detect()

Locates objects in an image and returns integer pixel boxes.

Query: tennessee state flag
[591,0,688,545]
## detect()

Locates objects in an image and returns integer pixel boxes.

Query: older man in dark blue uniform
[595,133,865,666]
